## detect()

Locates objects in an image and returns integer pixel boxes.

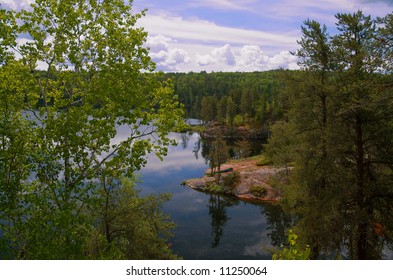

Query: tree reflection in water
[262,203,295,248]
[185,131,292,255]
[208,194,238,248]
[207,194,293,251]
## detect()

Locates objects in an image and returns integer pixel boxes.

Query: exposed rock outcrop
[186,158,283,202]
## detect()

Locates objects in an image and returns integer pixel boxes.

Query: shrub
[222,171,240,189]
[256,155,272,166]
[272,230,311,260]
[250,185,267,197]
[205,183,224,194]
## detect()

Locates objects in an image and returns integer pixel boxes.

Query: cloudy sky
[2,0,393,72]
[134,0,393,72]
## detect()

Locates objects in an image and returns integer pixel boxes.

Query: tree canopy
[266,11,393,260]
[165,70,284,128]
[0,0,182,259]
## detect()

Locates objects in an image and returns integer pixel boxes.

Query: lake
[16,112,286,259]
[135,131,393,260]
[135,131,289,260]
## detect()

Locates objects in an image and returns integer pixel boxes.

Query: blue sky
[2,0,393,72]
[133,0,393,72]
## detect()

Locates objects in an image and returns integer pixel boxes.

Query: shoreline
[186,157,282,202]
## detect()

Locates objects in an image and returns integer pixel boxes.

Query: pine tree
[332,11,393,259]
[266,11,393,259]
[208,130,229,184]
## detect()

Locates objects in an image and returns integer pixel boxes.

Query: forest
[167,11,393,260]
[1,0,393,260]
[165,71,284,127]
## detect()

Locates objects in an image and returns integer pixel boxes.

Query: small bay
[135,131,288,259]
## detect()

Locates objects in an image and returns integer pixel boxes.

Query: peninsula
[186,156,283,202]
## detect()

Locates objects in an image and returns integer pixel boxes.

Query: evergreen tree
[332,11,393,259]
[288,19,339,259]
[200,96,217,124]
[217,96,227,123]
[226,96,236,128]
[208,130,229,184]
[266,11,393,259]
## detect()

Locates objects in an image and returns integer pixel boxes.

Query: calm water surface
[136,132,288,260]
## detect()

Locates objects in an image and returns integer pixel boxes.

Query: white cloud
[140,0,393,72]
[357,0,393,3]
[138,14,298,50]
[150,50,168,63]
[238,45,270,69]
[150,48,191,71]
[1,0,33,10]
[139,12,301,72]
[166,48,190,65]
[196,54,215,66]
[4,0,304,72]
[145,35,191,71]
[150,42,299,72]
[270,51,299,69]
[142,133,206,175]
[12,0,391,72]
[186,0,391,18]
[189,0,258,12]
[268,0,392,24]
[212,44,236,66]
[146,35,172,53]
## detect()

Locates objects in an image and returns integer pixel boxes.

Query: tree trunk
[354,115,367,259]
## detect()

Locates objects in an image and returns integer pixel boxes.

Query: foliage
[264,121,294,178]
[207,130,230,183]
[222,171,240,193]
[205,183,225,194]
[166,71,285,128]
[86,177,179,260]
[0,0,182,259]
[272,230,311,260]
[200,95,218,124]
[266,11,393,259]
[250,185,267,198]
[235,138,252,159]
[0,7,17,64]
[176,123,205,134]
[255,154,272,166]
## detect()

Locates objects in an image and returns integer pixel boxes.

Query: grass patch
[255,154,272,166]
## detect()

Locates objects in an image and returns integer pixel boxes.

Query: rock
[186,177,215,190]
[185,158,283,202]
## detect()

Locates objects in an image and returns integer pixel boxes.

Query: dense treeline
[266,11,393,259]
[164,71,285,128]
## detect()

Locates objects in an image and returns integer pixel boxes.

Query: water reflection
[263,203,295,248]
[192,135,264,162]
[111,127,393,259]
[136,131,288,259]
[208,195,238,248]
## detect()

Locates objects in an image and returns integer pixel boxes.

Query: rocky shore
[186,157,283,202]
